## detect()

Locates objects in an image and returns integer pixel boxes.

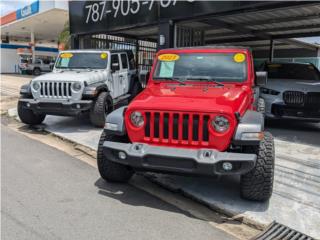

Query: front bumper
[103,141,257,176]
[261,94,320,122]
[19,98,93,116]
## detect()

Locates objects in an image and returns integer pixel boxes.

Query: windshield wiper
[188,77,224,87]
[154,77,186,85]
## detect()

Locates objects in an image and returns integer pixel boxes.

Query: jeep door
[119,53,130,95]
[110,54,121,98]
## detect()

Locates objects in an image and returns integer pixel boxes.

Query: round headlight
[32,82,40,91]
[130,111,144,128]
[211,116,230,133]
[72,82,82,92]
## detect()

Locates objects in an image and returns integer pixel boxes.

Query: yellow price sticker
[158,54,180,62]
[60,53,73,58]
[233,53,246,63]
[100,53,108,59]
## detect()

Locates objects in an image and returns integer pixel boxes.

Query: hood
[129,83,250,115]
[32,70,108,84]
[266,78,320,92]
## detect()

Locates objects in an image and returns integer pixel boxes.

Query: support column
[70,34,79,49]
[269,39,274,62]
[158,20,174,50]
[31,31,35,63]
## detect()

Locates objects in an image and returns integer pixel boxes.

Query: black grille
[305,92,320,107]
[283,91,305,106]
[283,91,320,107]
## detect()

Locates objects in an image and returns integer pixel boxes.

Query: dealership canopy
[69,1,320,53]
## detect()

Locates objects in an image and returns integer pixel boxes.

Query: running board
[113,94,131,105]
[251,221,314,240]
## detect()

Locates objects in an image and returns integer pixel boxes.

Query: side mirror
[255,71,268,86]
[111,63,119,72]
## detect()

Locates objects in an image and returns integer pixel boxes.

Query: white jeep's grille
[39,81,72,99]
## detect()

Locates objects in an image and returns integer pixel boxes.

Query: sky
[0,0,34,16]
[0,0,319,45]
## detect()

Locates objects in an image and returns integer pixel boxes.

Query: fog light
[76,104,81,109]
[222,162,233,171]
[118,151,126,160]
[26,103,31,107]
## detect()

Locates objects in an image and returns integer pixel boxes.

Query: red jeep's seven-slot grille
[144,111,210,146]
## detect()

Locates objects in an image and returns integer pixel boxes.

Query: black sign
[69,1,259,35]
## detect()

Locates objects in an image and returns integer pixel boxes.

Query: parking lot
[38,115,320,237]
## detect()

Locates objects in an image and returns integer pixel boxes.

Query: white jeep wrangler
[17,49,142,127]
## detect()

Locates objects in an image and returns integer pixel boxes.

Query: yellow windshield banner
[100,53,108,59]
[233,53,246,63]
[158,54,180,62]
[60,53,73,58]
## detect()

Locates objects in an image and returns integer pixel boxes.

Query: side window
[120,54,128,69]
[111,54,120,71]
[35,59,41,64]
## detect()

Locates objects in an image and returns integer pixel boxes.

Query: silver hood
[32,70,108,85]
[266,78,320,93]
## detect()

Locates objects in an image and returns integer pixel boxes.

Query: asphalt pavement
[1,125,236,240]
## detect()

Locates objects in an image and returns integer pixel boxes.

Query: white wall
[1,48,20,73]
[0,45,58,74]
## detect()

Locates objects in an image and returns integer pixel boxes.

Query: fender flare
[83,82,109,98]
[104,106,127,136]
[233,110,264,145]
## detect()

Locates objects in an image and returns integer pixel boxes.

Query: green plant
[58,21,70,50]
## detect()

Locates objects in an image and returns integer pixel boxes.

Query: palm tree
[58,21,70,50]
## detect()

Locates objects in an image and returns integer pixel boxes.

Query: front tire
[17,101,46,125]
[90,92,111,128]
[240,132,275,201]
[97,131,134,182]
[33,68,41,76]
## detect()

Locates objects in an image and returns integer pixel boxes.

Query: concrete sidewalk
[11,113,320,239]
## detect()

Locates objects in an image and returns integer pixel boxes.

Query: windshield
[55,52,108,69]
[266,63,320,81]
[153,53,248,82]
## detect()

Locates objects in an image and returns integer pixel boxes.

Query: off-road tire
[129,80,142,101]
[17,101,46,125]
[90,92,109,128]
[97,131,134,182]
[33,68,41,76]
[240,132,275,201]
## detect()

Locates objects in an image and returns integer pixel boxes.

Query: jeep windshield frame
[55,52,108,70]
[153,52,248,83]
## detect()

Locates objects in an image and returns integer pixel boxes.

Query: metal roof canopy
[1,9,68,42]
[180,2,320,51]
[109,1,320,52]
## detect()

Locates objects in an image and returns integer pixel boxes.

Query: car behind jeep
[18,49,142,127]
[98,47,275,201]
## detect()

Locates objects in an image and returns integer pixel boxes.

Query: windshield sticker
[159,62,175,77]
[60,53,73,58]
[233,53,246,63]
[100,53,108,59]
[60,58,70,67]
[158,54,180,62]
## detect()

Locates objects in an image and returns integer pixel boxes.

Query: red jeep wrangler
[97,47,275,201]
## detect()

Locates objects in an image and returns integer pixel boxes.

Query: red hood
[129,83,251,115]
